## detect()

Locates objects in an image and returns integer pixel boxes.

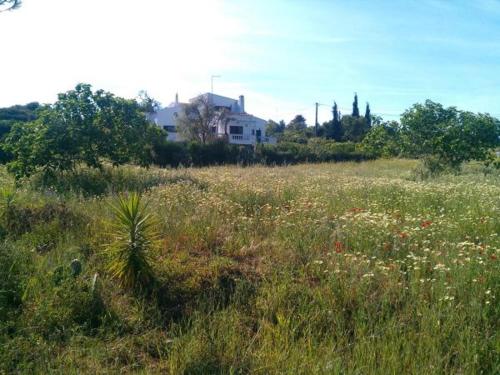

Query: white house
[148,93,276,145]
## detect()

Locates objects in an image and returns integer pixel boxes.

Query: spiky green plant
[106,192,157,291]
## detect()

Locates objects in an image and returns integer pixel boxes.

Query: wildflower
[420,220,432,229]
[334,241,344,253]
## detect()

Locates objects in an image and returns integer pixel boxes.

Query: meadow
[0,159,498,374]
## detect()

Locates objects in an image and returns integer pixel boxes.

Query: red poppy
[398,231,408,239]
[335,241,344,253]
[420,220,432,229]
[420,220,432,228]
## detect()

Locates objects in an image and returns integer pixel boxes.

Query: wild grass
[0,159,498,374]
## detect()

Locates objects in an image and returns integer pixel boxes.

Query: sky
[1,0,500,124]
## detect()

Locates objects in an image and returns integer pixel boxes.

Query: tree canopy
[4,83,165,178]
[286,115,307,131]
[400,100,499,169]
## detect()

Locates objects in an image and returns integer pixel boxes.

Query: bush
[106,193,158,291]
[255,140,373,165]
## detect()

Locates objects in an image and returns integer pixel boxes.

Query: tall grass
[0,159,498,374]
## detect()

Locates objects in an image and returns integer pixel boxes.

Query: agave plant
[106,192,158,291]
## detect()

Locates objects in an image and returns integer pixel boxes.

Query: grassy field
[0,159,498,374]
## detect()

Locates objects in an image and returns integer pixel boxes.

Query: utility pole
[315,102,319,136]
[211,75,221,93]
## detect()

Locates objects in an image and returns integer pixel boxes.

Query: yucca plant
[106,192,158,291]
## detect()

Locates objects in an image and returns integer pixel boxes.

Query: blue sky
[1,0,500,124]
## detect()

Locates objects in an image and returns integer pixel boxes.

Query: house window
[251,129,255,135]
[229,126,243,135]
[163,125,177,133]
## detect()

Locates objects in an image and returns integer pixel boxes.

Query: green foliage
[0,102,41,163]
[0,243,30,322]
[286,114,307,131]
[3,84,165,179]
[25,277,107,341]
[256,140,372,164]
[341,114,371,142]
[279,127,314,144]
[400,100,499,171]
[352,93,360,117]
[106,193,157,291]
[265,119,285,137]
[0,161,498,372]
[28,164,179,197]
[360,122,401,157]
[137,90,161,113]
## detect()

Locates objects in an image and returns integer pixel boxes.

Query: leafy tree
[0,102,41,163]
[0,0,21,12]
[279,127,314,144]
[286,115,307,131]
[265,119,285,137]
[360,121,401,157]
[400,100,500,170]
[4,83,165,178]
[352,93,360,118]
[176,95,228,144]
[341,115,369,142]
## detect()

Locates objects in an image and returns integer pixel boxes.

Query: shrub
[106,193,158,291]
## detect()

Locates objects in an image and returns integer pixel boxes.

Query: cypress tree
[365,102,372,128]
[352,93,360,118]
[331,102,343,141]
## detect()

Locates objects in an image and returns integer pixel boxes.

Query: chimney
[239,95,245,113]
[175,93,179,105]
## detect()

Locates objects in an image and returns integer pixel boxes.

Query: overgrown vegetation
[106,193,158,291]
[0,160,498,373]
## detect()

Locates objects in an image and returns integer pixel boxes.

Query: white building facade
[148,93,276,145]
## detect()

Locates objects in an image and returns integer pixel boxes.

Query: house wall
[219,114,276,145]
[147,104,183,141]
[148,93,276,145]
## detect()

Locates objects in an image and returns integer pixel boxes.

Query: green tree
[265,119,285,137]
[365,103,372,128]
[0,102,41,163]
[286,115,307,131]
[360,121,401,157]
[4,83,165,178]
[352,93,360,118]
[341,115,369,142]
[400,100,500,170]
[324,102,343,141]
